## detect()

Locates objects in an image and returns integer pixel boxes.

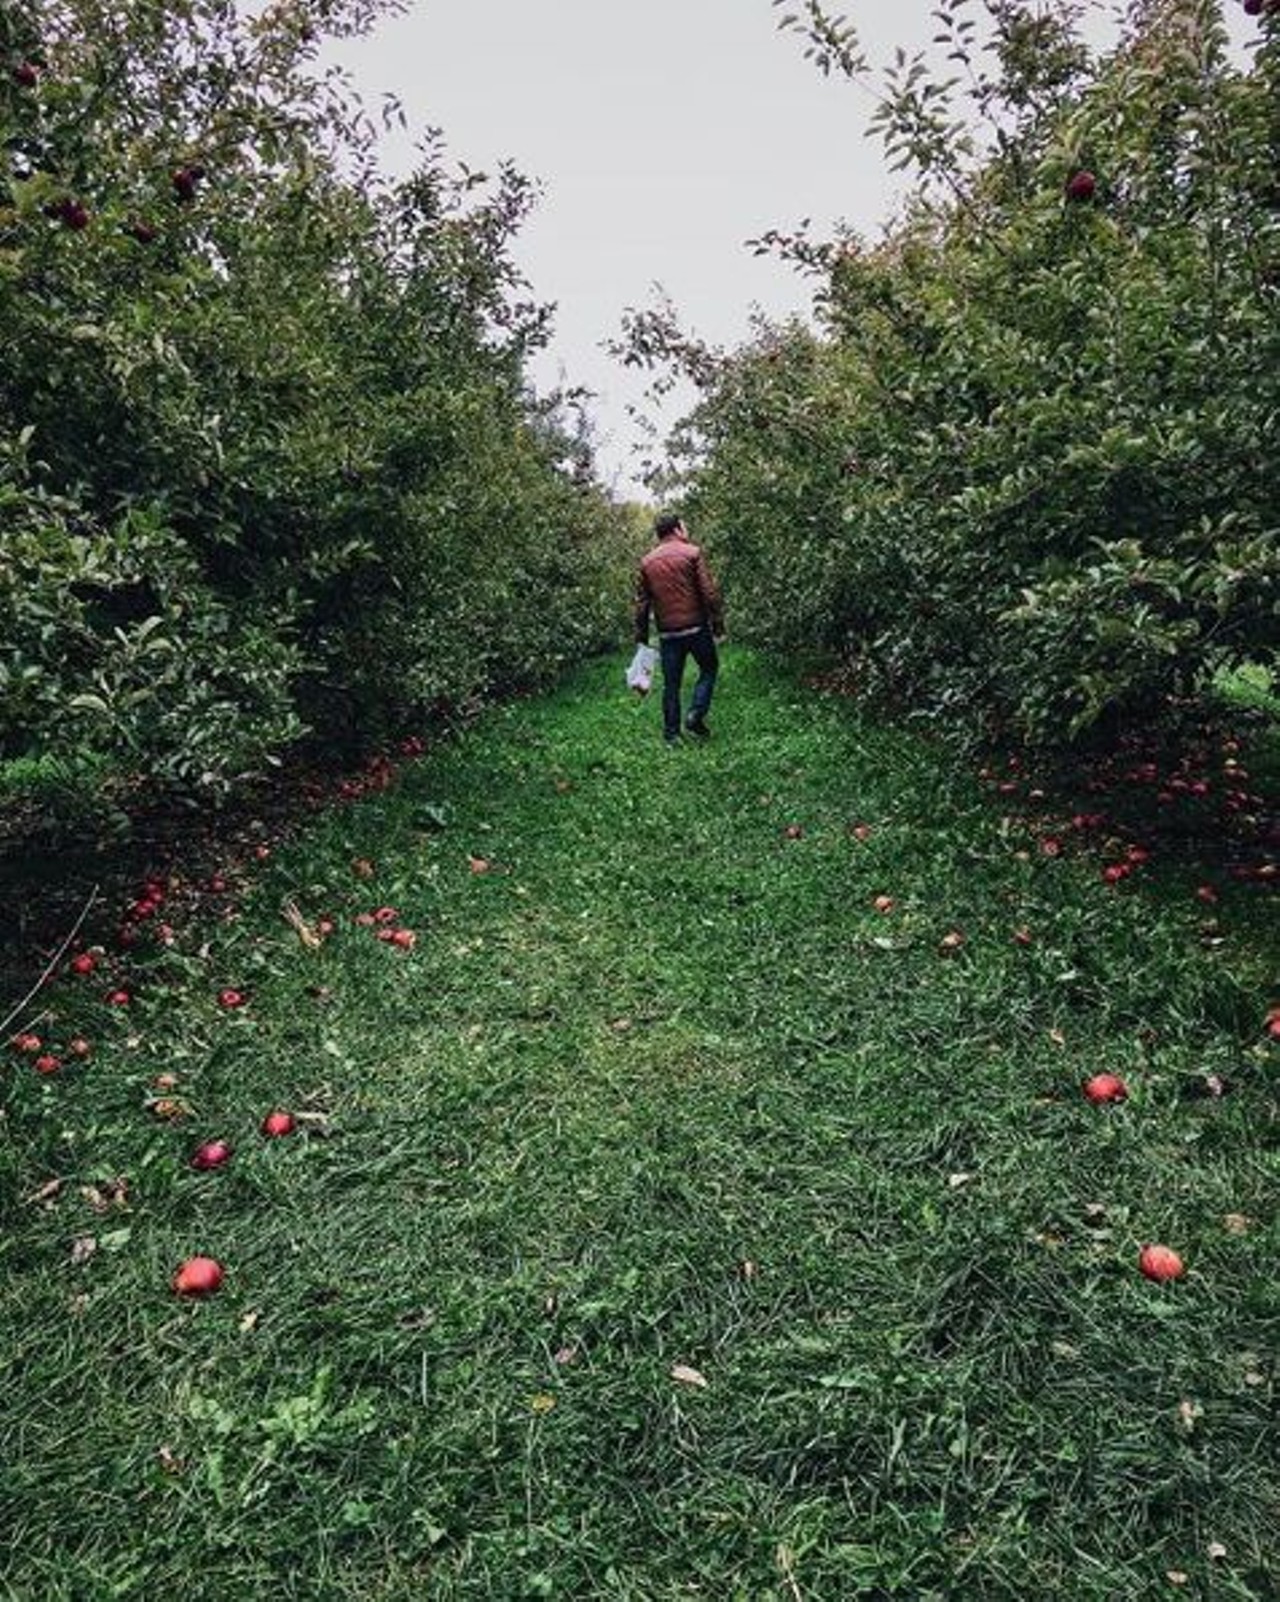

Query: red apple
[316,918,335,937]
[261,1110,295,1138]
[873,895,895,914]
[68,1037,92,1058]
[12,1032,41,1053]
[1101,864,1131,885]
[783,824,804,840]
[217,988,245,1009]
[1013,926,1034,946]
[125,219,158,244]
[1065,169,1097,202]
[1138,1244,1185,1283]
[190,1139,233,1171]
[391,928,417,950]
[354,912,376,927]
[373,906,399,924]
[69,952,96,976]
[254,844,271,862]
[173,1256,224,1296]
[1040,837,1062,857]
[106,989,131,1006]
[34,1053,61,1075]
[13,61,39,88]
[57,198,90,231]
[208,875,228,893]
[1196,884,1218,905]
[171,166,199,201]
[1084,1072,1128,1104]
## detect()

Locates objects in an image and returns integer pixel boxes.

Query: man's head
[654,512,686,541]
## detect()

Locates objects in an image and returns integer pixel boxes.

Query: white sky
[326,1,1253,499]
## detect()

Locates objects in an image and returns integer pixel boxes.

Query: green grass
[2,649,1276,1600]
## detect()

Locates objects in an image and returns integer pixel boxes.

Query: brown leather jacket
[634,536,724,642]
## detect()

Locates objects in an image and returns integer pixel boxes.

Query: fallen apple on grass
[1083,1073,1128,1104]
[217,988,246,1010]
[1139,1244,1185,1283]
[106,989,131,1007]
[69,952,96,976]
[261,1110,295,1138]
[13,61,39,87]
[190,1140,233,1171]
[173,1256,224,1296]
[873,895,895,914]
[34,1054,61,1075]
[68,1037,91,1058]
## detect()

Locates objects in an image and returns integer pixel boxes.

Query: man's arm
[693,547,725,637]
[633,567,652,645]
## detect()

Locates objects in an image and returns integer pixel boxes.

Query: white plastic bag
[626,643,657,696]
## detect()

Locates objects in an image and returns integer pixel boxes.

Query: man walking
[634,513,725,745]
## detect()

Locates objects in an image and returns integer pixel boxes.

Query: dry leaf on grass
[282,899,323,951]
[671,1363,709,1390]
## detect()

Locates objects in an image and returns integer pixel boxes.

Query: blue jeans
[659,626,719,739]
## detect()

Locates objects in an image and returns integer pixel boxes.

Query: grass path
[2,650,1276,1599]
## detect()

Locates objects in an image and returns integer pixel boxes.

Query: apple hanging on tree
[171,165,204,202]
[1065,169,1097,202]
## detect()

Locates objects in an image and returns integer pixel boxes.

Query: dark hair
[654,513,683,539]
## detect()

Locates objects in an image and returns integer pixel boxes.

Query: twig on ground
[0,885,100,1041]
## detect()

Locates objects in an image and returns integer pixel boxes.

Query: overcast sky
[326,1,1252,499]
